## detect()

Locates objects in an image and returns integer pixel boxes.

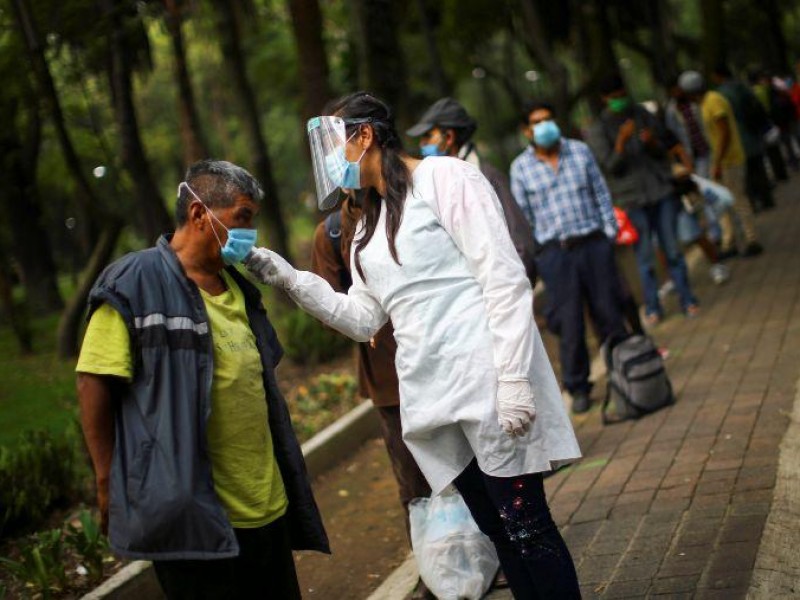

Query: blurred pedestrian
[510,100,627,414]
[665,76,712,178]
[76,160,328,600]
[406,97,538,286]
[679,70,764,259]
[247,91,583,599]
[712,64,779,211]
[587,73,699,327]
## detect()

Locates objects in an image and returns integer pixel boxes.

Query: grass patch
[0,314,79,449]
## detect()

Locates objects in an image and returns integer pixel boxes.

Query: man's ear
[521,123,533,141]
[187,200,206,229]
[444,129,457,151]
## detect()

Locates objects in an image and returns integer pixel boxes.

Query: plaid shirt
[510,138,618,245]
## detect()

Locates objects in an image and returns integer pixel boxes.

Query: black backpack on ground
[601,334,674,425]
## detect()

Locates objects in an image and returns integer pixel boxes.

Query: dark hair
[327,91,410,281]
[520,100,556,125]
[176,159,263,226]
[598,72,626,96]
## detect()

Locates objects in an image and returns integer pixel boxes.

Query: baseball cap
[678,71,705,94]
[406,98,477,137]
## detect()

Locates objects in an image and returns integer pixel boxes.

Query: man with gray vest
[76,160,328,599]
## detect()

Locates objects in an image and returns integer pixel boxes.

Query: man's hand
[497,380,537,437]
[615,119,635,153]
[244,248,298,290]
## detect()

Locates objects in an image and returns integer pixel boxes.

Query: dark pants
[746,154,776,209]
[454,459,581,599]
[536,235,627,394]
[153,517,301,600]
[376,405,432,542]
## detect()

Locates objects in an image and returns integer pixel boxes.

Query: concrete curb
[80,400,381,600]
[748,373,800,598]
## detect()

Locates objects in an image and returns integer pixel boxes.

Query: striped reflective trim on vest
[134,313,209,349]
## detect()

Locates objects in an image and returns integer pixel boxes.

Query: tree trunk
[574,0,618,116]
[56,220,124,359]
[0,97,63,315]
[348,0,408,120]
[103,0,172,244]
[647,0,677,86]
[518,0,571,123]
[760,0,789,73]
[213,0,292,261]
[163,0,210,167]
[415,0,449,98]
[10,0,99,253]
[0,259,33,355]
[700,0,726,75]
[286,0,333,122]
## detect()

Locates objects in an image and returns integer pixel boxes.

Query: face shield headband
[307,116,376,210]
[177,181,258,265]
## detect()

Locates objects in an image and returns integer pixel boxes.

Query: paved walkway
[481,183,800,599]
[368,178,800,600]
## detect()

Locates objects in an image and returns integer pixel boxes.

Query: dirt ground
[295,437,411,600]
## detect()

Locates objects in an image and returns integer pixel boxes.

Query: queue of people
[75,63,791,599]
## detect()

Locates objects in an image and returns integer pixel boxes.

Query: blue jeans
[454,459,581,599]
[628,195,698,317]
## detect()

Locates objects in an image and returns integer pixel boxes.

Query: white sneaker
[710,263,730,285]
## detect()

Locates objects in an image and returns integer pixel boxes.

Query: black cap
[406,97,477,137]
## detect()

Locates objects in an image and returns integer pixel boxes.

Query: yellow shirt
[76,271,287,528]
[701,90,745,167]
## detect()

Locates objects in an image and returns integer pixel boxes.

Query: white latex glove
[244,247,297,290]
[497,380,536,437]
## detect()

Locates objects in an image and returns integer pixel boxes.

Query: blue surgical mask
[179,182,258,265]
[420,143,447,158]
[532,120,561,148]
[324,131,366,189]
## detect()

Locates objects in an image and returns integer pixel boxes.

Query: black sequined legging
[454,459,581,599]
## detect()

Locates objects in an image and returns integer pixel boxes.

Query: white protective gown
[289,156,581,494]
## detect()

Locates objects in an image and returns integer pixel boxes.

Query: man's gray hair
[176,159,264,226]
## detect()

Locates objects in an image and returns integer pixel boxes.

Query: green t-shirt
[76,271,287,528]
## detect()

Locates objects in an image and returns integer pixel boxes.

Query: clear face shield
[307,116,370,210]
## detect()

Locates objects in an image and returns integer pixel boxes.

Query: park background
[1,0,800,597]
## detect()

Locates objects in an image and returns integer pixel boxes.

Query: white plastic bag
[409,491,499,600]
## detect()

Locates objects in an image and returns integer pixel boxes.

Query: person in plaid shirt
[510,100,627,414]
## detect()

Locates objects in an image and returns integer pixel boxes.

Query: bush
[277,309,353,366]
[287,373,359,442]
[0,428,88,539]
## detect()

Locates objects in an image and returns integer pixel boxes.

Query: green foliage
[288,373,359,442]
[277,308,353,366]
[0,528,67,599]
[64,510,107,583]
[0,429,88,539]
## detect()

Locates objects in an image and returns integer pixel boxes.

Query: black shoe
[571,391,591,414]
[742,242,763,257]
[717,248,739,261]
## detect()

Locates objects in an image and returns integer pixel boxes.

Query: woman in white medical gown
[246,92,582,598]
